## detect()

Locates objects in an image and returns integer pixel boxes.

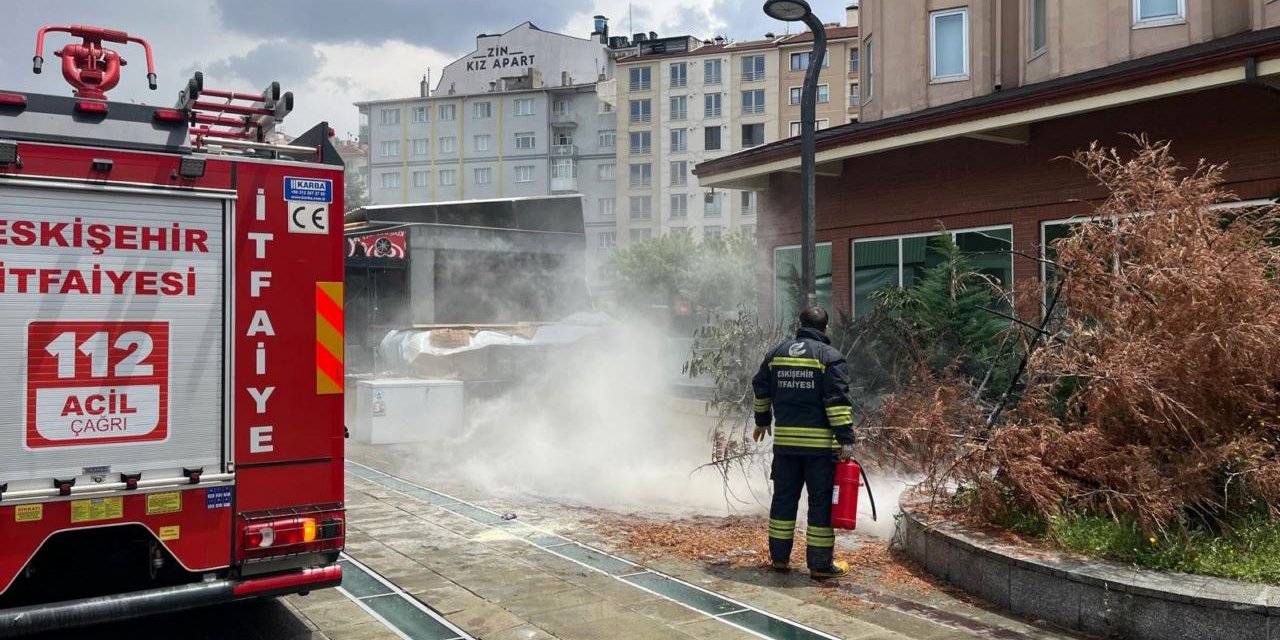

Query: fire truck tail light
[240,507,343,559]
[153,108,187,123]
[75,100,108,114]
[0,92,27,107]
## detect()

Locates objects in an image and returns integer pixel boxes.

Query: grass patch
[1048,511,1280,584]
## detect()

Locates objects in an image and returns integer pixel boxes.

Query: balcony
[741,70,765,82]
[630,113,652,124]
[550,110,577,126]
[551,144,578,157]
[551,176,578,192]
[629,80,652,92]
[743,104,765,115]
[630,145,651,156]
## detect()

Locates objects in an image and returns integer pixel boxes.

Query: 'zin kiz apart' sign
[466,45,536,72]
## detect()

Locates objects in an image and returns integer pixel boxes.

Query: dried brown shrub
[986,136,1280,531]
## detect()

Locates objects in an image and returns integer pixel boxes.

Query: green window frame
[773,243,833,325]
[852,226,1013,317]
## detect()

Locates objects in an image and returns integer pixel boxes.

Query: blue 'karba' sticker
[283,177,333,203]
[206,486,232,509]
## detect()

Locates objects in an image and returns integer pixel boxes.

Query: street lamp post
[764,0,826,310]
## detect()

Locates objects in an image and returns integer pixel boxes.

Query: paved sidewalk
[336,445,1084,640]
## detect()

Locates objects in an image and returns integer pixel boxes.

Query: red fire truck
[0,25,346,635]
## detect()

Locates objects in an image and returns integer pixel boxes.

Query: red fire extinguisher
[832,459,877,530]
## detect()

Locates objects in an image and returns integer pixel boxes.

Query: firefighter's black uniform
[751,327,854,572]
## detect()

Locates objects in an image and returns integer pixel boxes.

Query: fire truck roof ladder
[176,71,306,155]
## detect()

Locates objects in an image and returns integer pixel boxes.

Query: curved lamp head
[763,0,813,21]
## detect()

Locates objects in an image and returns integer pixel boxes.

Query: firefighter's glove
[753,425,771,442]
[839,444,855,461]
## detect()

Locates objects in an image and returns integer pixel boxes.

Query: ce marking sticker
[287,202,329,234]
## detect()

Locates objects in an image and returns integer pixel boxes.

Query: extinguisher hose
[859,462,878,522]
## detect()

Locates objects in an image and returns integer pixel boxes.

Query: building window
[774,243,833,324]
[629,131,652,155]
[439,169,456,187]
[599,197,617,217]
[848,48,860,73]
[742,90,766,115]
[849,83,860,106]
[704,93,722,118]
[741,191,757,215]
[1134,0,1184,24]
[598,163,616,181]
[411,106,428,123]
[474,134,491,152]
[704,126,722,151]
[630,227,653,242]
[1030,0,1047,56]
[411,138,428,155]
[670,129,687,153]
[670,194,688,218]
[380,108,400,125]
[629,66,652,92]
[704,193,723,217]
[789,87,802,105]
[670,161,688,186]
[474,167,492,184]
[852,227,1012,316]
[553,100,572,116]
[783,119,834,136]
[514,132,536,149]
[439,136,457,153]
[818,84,830,103]
[629,196,652,219]
[380,172,400,189]
[670,62,688,88]
[789,49,829,71]
[412,170,429,187]
[598,129,617,148]
[865,38,874,102]
[742,123,765,148]
[438,104,456,121]
[930,8,969,81]
[705,225,723,241]
[515,165,535,183]
[670,95,688,121]
[471,101,491,119]
[629,99,652,123]
[704,59,723,85]
[551,158,576,180]
[380,140,400,157]
[741,55,765,82]
[629,163,652,188]
[600,231,617,250]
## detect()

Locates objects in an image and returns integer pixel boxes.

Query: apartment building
[611,13,860,249]
[355,21,621,277]
[698,0,1280,324]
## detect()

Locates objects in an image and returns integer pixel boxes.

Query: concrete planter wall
[897,507,1280,640]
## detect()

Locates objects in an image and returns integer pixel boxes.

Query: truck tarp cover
[0,183,226,485]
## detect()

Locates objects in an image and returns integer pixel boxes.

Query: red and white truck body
[0,27,345,635]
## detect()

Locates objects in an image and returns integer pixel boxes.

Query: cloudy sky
[0,0,852,142]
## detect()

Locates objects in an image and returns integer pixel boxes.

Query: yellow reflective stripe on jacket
[826,405,853,426]
[753,397,773,412]
[768,357,826,371]
[774,426,838,449]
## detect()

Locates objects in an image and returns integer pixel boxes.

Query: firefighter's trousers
[767,453,836,571]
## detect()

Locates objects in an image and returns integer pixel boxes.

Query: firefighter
[752,306,856,579]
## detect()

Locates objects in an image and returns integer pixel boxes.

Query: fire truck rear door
[0,180,229,491]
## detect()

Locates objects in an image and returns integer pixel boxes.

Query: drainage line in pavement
[346,461,842,640]
[337,552,477,640]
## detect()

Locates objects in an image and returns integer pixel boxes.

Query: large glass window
[629,66,652,91]
[630,99,652,123]
[774,244,834,325]
[704,59,723,85]
[670,95,688,120]
[705,93,722,117]
[741,89,766,115]
[704,126,722,151]
[629,131,652,155]
[852,227,1012,316]
[670,62,688,88]
[930,8,969,80]
[741,55,766,82]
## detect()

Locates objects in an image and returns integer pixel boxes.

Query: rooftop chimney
[419,74,429,98]
[846,2,859,28]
